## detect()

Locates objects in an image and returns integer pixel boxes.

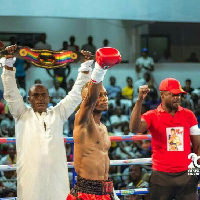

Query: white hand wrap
[91,62,107,84]
[0,57,16,67]
[78,60,94,73]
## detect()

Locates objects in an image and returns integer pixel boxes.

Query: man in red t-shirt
[129,78,200,200]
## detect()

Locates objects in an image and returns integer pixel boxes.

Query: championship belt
[0,45,93,69]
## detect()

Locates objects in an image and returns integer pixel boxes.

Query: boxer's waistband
[72,175,114,195]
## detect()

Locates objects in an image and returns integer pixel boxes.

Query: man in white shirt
[0,170,17,190]
[135,48,154,79]
[1,45,93,200]
[110,107,129,135]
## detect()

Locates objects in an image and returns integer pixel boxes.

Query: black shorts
[67,175,115,200]
[149,170,198,200]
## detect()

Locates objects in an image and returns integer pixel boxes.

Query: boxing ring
[0,135,152,199]
[0,134,198,199]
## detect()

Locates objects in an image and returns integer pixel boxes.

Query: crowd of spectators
[1,71,199,198]
[1,35,200,199]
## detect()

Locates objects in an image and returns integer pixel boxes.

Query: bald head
[29,84,48,96]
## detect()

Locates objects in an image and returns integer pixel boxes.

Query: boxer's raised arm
[76,47,121,125]
[77,62,106,125]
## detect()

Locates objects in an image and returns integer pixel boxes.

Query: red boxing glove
[95,47,121,69]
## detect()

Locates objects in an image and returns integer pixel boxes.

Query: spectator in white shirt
[135,48,154,80]
[49,79,66,105]
[0,171,17,190]
[106,76,121,99]
[110,107,129,135]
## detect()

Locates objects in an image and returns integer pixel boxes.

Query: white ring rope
[0,136,152,198]
[1,187,200,199]
[0,158,152,171]
[0,135,152,144]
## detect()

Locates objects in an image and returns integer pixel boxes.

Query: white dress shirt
[1,66,91,200]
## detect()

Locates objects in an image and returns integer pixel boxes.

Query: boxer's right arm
[129,85,149,133]
[77,47,121,125]
[76,62,106,125]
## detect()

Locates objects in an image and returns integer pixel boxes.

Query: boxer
[67,47,121,200]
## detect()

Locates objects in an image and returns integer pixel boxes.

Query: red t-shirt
[142,104,197,172]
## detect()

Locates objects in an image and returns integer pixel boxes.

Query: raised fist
[138,85,150,100]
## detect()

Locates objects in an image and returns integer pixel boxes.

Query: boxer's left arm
[76,62,107,125]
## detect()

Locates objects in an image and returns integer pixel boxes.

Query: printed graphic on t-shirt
[167,127,184,151]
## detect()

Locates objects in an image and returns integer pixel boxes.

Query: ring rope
[0,135,153,198]
[1,187,200,199]
[115,188,149,195]
[0,135,152,144]
[0,158,152,171]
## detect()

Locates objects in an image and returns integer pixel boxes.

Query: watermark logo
[188,153,200,175]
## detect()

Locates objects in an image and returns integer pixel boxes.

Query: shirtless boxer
[67,47,121,200]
